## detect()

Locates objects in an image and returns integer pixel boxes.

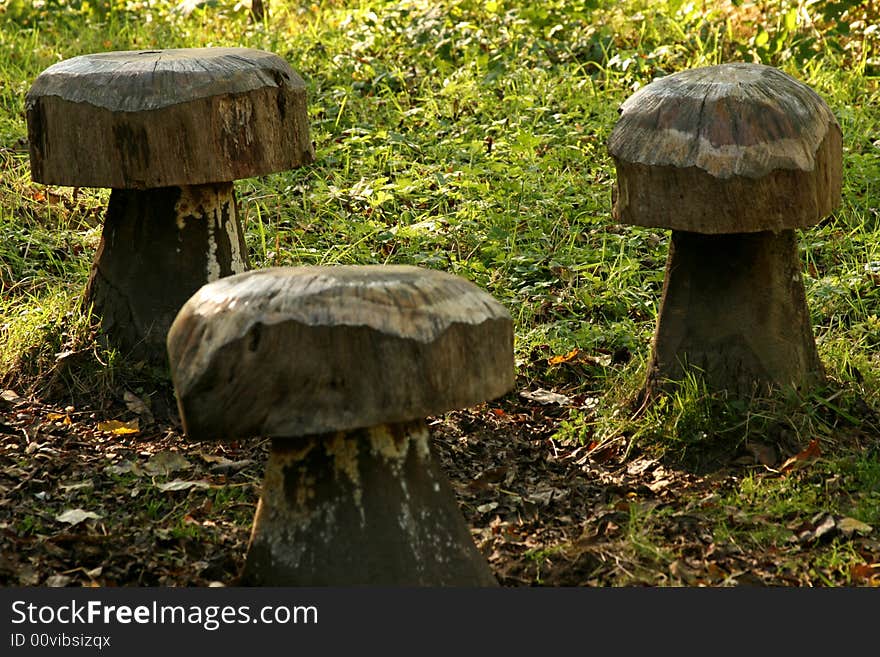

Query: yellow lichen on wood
[324,431,364,518]
[367,423,430,484]
[264,437,317,513]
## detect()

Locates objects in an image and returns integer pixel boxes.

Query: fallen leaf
[199,453,229,464]
[584,353,613,367]
[647,478,673,493]
[0,390,21,405]
[156,479,210,492]
[468,466,508,491]
[779,439,821,475]
[588,444,618,464]
[798,514,837,543]
[55,509,102,525]
[519,388,572,406]
[144,451,191,476]
[705,562,728,583]
[526,487,565,506]
[54,350,76,363]
[18,567,40,586]
[850,563,880,584]
[669,560,699,585]
[208,458,255,474]
[838,517,873,537]
[45,574,73,587]
[548,348,580,365]
[59,480,94,492]
[104,460,143,476]
[626,458,658,476]
[97,419,140,435]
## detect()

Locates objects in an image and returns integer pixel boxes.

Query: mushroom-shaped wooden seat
[607,62,842,398]
[26,47,314,362]
[167,265,514,586]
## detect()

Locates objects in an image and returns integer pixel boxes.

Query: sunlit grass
[0,0,878,585]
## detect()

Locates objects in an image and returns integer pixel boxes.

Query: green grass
[1,0,879,585]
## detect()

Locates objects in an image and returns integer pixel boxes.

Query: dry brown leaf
[45,574,72,587]
[626,458,658,476]
[468,466,508,491]
[588,444,618,464]
[0,390,21,404]
[104,460,143,477]
[59,480,93,492]
[55,509,102,525]
[850,563,880,584]
[199,453,228,464]
[647,478,673,493]
[144,451,192,476]
[668,560,699,585]
[838,517,873,537]
[779,439,821,475]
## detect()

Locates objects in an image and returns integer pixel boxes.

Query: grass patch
[0,0,878,586]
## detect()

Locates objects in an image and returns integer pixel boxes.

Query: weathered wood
[26,47,314,188]
[645,230,824,397]
[167,265,515,439]
[241,423,498,586]
[607,63,841,397]
[85,183,248,362]
[608,63,842,233]
[168,265,511,586]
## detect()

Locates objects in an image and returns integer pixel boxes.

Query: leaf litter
[0,382,877,587]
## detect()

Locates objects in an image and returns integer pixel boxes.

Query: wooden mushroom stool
[26,47,314,363]
[166,265,514,586]
[607,63,842,398]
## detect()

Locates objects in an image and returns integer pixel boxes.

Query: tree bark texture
[241,422,498,586]
[84,183,248,363]
[645,230,824,398]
